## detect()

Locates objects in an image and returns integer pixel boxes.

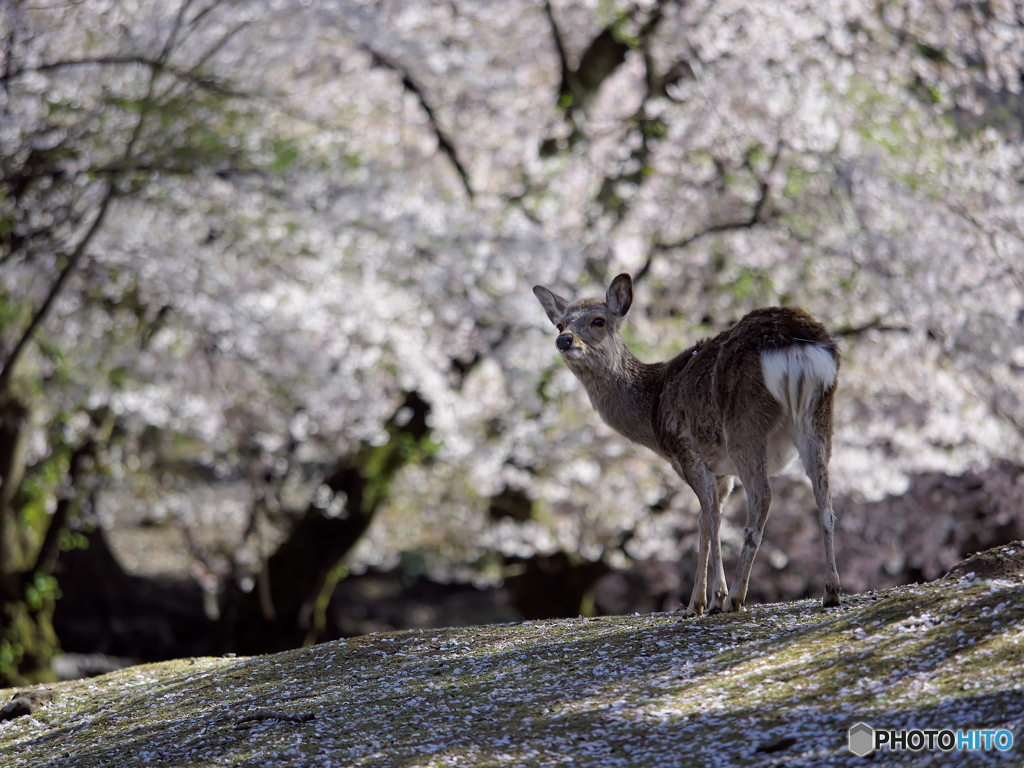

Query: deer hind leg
[679,462,728,616]
[798,423,841,608]
[722,453,771,614]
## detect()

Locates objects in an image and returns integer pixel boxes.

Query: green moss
[722,266,775,303]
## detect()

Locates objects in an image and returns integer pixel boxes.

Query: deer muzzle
[556,333,574,352]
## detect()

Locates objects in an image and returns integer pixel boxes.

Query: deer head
[532,273,634,378]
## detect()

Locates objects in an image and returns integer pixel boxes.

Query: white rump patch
[761,345,837,423]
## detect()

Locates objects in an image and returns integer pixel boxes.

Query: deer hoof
[822,587,841,608]
[681,601,705,617]
[722,596,745,613]
[707,592,727,614]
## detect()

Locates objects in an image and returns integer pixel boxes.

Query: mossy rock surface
[3,545,1024,767]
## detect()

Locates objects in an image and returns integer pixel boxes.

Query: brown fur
[534,274,842,614]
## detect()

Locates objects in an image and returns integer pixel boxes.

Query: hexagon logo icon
[848,722,875,756]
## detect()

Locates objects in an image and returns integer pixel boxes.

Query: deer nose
[556,333,574,351]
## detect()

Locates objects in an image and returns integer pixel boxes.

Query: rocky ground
[3,544,1024,768]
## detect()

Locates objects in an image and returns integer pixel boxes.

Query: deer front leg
[678,461,728,616]
[683,508,712,617]
[707,476,734,613]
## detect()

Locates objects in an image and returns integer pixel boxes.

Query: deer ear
[533,285,568,326]
[606,273,633,317]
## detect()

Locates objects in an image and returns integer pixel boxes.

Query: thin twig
[236,709,316,725]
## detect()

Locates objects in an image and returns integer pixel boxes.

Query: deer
[533,273,841,615]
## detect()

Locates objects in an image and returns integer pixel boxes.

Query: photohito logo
[848,722,1014,756]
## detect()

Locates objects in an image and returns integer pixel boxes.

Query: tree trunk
[505,551,610,620]
[0,397,105,685]
[0,395,30,584]
[0,394,60,686]
[222,391,432,654]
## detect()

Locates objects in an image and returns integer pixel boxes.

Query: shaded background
[1,0,1022,684]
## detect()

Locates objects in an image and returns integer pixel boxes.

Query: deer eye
[591,317,605,327]
[556,322,565,332]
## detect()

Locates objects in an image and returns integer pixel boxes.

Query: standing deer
[533,273,841,614]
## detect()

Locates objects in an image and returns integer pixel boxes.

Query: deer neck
[571,341,663,453]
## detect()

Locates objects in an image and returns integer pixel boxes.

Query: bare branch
[30,438,97,578]
[831,317,912,337]
[19,56,245,97]
[189,19,250,75]
[235,709,315,725]
[0,0,26,118]
[0,7,187,395]
[362,45,474,200]
[185,0,224,33]
[0,183,115,394]
[635,150,780,284]
[160,0,200,65]
[543,0,575,111]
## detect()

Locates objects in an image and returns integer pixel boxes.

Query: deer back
[654,307,839,474]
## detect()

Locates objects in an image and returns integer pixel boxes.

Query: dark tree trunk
[0,394,61,685]
[222,391,432,654]
[505,551,610,620]
[53,526,216,662]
